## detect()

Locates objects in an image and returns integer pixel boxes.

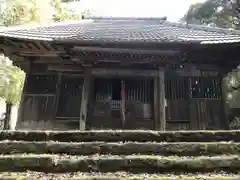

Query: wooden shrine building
[1,17,240,130]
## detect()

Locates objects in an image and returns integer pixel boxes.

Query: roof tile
[1,18,240,44]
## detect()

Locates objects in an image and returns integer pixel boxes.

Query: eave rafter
[0,37,66,58]
[69,46,182,64]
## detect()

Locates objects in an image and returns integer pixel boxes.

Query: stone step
[0,172,239,180]
[0,141,239,156]
[0,154,239,173]
[1,130,240,142]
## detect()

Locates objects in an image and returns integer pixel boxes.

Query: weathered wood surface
[1,130,240,142]
[0,141,239,156]
[0,155,238,173]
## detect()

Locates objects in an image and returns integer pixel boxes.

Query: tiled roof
[1,18,240,44]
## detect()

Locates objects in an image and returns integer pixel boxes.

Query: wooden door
[124,78,154,130]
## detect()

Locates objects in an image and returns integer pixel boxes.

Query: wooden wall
[165,73,224,130]
[55,75,84,129]
[18,72,84,130]
[19,74,57,123]
[17,67,225,131]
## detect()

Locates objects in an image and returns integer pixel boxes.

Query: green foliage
[183,0,240,28]
[0,56,25,104]
[229,116,240,129]
[51,0,81,22]
[0,0,40,26]
[0,0,83,105]
[52,11,81,22]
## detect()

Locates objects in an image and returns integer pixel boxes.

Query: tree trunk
[4,102,12,130]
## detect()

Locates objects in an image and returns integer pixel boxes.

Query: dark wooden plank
[189,100,198,130]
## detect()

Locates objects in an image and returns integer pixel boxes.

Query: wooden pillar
[158,68,166,131]
[79,69,91,130]
[153,77,159,130]
[221,73,230,129]
[16,61,31,127]
[54,72,62,120]
[121,80,126,128]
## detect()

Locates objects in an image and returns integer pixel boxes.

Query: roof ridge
[85,16,168,21]
[169,21,240,35]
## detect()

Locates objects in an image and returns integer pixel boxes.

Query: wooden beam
[92,68,158,77]
[73,46,179,55]
[48,65,84,72]
[34,59,72,64]
[17,50,60,57]
[79,69,91,130]
[158,68,166,131]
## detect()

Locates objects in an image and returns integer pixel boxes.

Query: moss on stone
[0,141,239,156]
[1,130,240,142]
[0,154,238,173]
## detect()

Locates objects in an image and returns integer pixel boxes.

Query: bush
[229,117,240,129]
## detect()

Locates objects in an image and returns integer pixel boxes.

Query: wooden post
[16,73,28,124]
[54,72,62,120]
[121,80,126,128]
[221,74,230,129]
[79,69,91,130]
[159,68,166,131]
[16,61,31,128]
[153,77,159,130]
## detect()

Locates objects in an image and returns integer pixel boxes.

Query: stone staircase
[0,130,240,179]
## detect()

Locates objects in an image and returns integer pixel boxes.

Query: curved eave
[200,39,240,44]
[2,32,240,50]
[0,37,65,72]
[0,31,55,42]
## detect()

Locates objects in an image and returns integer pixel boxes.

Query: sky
[74,0,206,22]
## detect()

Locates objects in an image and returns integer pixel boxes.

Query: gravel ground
[0,172,239,180]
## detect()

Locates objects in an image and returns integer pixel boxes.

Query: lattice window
[191,77,221,99]
[94,78,153,107]
[165,77,190,100]
[125,79,153,103]
[94,78,112,101]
